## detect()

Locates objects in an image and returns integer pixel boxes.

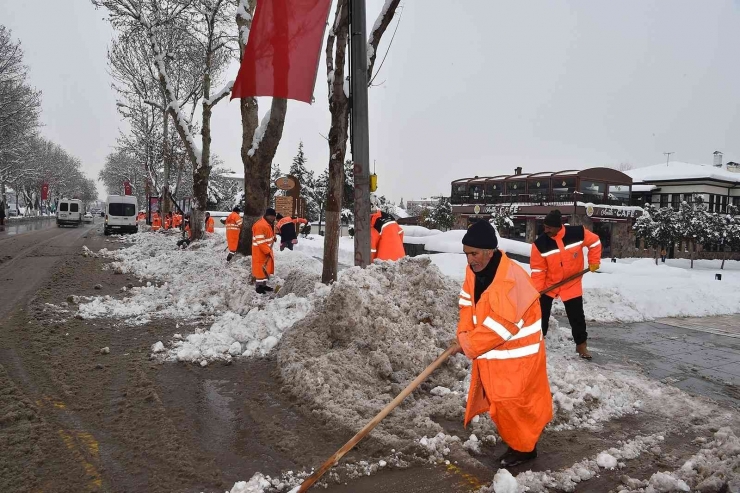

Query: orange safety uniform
[530,225,602,301]
[151,213,161,231]
[225,211,243,253]
[173,213,182,228]
[205,216,215,233]
[370,211,405,261]
[457,252,552,453]
[137,212,146,222]
[252,217,275,281]
[163,215,172,230]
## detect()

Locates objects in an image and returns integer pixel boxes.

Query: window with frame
[59,202,69,212]
[671,194,680,210]
[659,194,668,208]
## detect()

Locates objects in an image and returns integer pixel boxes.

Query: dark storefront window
[505,181,527,202]
[552,177,576,201]
[709,194,715,212]
[486,182,504,203]
[528,179,550,203]
[659,194,668,208]
[671,194,680,210]
[607,185,630,205]
[509,219,527,241]
[592,222,612,258]
[469,185,484,202]
[579,180,606,203]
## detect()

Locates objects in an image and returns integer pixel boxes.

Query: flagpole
[350,0,371,268]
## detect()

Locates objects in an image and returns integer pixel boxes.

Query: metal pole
[664,151,673,166]
[350,0,371,267]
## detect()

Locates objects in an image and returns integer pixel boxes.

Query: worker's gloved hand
[449,339,463,355]
[589,263,600,272]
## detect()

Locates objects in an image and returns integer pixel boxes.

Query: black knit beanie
[462,220,498,249]
[265,207,277,217]
[544,210,562,228]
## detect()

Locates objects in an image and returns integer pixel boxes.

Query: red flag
[41,183,49,201]
[232,0,332,103]
[124,180,132,195]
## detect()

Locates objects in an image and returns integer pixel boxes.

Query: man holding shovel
[452,220,552,468]
[252,208,277,294]
[530,210,601,359]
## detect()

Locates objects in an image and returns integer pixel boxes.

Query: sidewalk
[583,314,740,408]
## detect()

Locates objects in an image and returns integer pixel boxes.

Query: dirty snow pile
[615,427,740,493]
[78,232,329,363]
[277,256,495,452]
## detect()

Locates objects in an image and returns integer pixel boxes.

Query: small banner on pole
[124,180,132,195]
[41,183,49,201]
[231,0,332,103]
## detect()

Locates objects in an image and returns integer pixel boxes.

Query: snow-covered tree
[677,200,711,269]
[490,205,515,236]
[398,198,405,209]
[208,167,243,212]
[269,162,282,207]
[633,204,680,265]
[430,197,454,231]
[289,142,311,187]
[92,0,238,238]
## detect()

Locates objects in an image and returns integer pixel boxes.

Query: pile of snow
[292,234,355,266]
[616,427,740,493]
[77,232,329,363]
[277,257,486,451]
[421,230,532,258]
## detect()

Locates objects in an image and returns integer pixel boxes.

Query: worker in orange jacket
[252,208,277,294]
[369,196,405,261]
[163,212,173,230]
[452,220,552,468]
[204,212,215,234]
[173,213,182,228]
[275,214,308,251]
[224,206,243,262]
[151,212,161,231]
[530,210,602,359]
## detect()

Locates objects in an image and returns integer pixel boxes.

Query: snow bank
[292,234,355,266]
[78,232,329,363]
[616,427,740,493]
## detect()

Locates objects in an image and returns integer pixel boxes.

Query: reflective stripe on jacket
[225,212,243,253]
[252,217,275,280]
[530,225,602,301]
[457,252,552,452]
[370,211,405,261]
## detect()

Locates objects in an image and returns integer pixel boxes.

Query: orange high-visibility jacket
[225,211,243,253]
[530,225,602,301]
[457,252,552,453]
[151,214,161,231]
[275,216,293,234]
[205,216,215,233]
[137,212,146,221]
[252,217,275,281]
[370,211,405,261]
[173,214,182,228]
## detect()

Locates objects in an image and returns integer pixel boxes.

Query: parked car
[83,212,94,223]
[56,199,83,227]
[104,195,138,235]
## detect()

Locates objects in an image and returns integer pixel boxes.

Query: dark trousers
[280,242,294,251]
[540,295,588,345]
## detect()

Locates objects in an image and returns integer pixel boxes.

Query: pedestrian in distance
[0,199,6,230]
[252,208,277,294]
[204,212,215,234]
[451,219,552,468]
[225,206,243,262]
[530,210,601,359]
[660,247,667,263]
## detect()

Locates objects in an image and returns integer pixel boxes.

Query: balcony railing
[451,192,632,207]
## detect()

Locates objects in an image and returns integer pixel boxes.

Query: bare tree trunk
[161,109,171,214]
[322,0,349,284]
[321,0,400,283]
[235,0,288,255]
[237,97,288,254]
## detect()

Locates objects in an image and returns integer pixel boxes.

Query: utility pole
[664,152,673,166]
[349,0,371,267]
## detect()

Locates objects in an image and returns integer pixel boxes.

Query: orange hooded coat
[225,211,243,253]
[370,211,405,261]
[457,252,552,452]
[252,217,275,281]
[530,225,602,301]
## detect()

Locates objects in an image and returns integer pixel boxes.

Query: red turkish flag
[124,180,132,195]
[232,0,332,103]
[41,183,49,201]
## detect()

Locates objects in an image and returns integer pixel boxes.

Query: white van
[105,195,138,235]
[56,199,83,227]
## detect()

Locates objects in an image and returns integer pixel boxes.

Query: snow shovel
[294,269,591,492]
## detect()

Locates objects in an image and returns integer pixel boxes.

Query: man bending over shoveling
[451,220,552,468]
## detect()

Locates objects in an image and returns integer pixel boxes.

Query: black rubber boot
[255,284,267,294]
[499,446,537,467]
[226,252,234,262]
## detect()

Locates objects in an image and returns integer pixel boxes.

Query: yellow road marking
[445,462,485,490]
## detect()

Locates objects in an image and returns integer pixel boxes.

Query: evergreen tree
[490,205,515,236]
[399,198,405,209]
[269,163,282,207]
[633,204,680,264]
[429,197,454,231]
[290,142,310,185]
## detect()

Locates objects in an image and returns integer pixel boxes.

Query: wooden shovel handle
[538,267,589,296]
[296,344,458,492]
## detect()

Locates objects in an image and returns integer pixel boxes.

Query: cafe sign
[596,207,637,218]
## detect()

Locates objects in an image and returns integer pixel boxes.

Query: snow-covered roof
[632,184,657,192]
[628,162,740,184]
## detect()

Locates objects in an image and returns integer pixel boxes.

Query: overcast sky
[2,0,740,203]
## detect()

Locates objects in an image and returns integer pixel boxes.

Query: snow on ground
[291,234,355,266]
[78,231,330,364]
